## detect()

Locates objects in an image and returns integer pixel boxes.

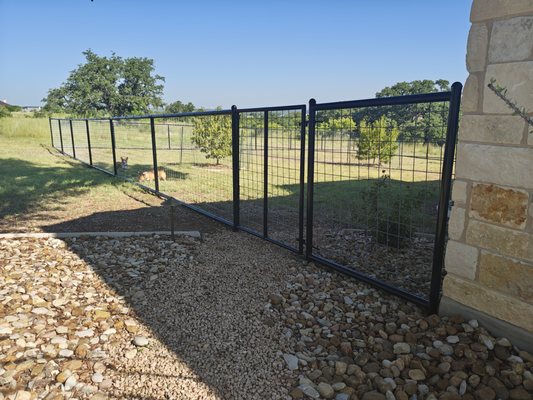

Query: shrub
[357,116,399,165]
[192,115,232,165]
[361,172,424,248]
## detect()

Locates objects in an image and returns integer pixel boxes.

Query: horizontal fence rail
[49,84,462,313]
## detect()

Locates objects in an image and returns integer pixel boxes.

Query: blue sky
[0,0,471,109]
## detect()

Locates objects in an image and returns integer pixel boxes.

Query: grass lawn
[2,113,445,244]
[0,114,164,232]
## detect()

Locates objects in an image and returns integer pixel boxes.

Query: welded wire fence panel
[88,120,114,174]
[60,119,73,157]
[51,119,62,152]
[71,120,90,164]
[155,113,233,223]
[239,112,265,235]
[309,98,451,301]
[113,119,155,189]
[238,107,305,250]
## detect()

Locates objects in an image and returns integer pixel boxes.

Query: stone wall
[442,0,533,333]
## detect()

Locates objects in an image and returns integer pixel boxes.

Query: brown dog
[116,156,128,171]
[138,169,166,182]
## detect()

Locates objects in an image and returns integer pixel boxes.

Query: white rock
[336,394,350,400]
[31,307,49,315]
[0,327,12,336]
[317,382,334,399]
[125,349,137,359]
[497,337,511,347]
[133,336,149,347]
[299,384,320,399]
[446,335,460,344]
[283,353,299,370]
[64,374,77,391]
[56,326,69,334]
[386,391,396,400]
[75,329,94,338]
[59,349,74,357]
[91,372,103,383]
[393,342,411,354]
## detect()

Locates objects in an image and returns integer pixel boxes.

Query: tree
[192,115,232,165]
[42,50,164,117]
[352,79,450,142]
[357,116,399,165]
[165,100,196,114]
[318,116,356,137]
[115,57,165,115]
[0,106,10,119]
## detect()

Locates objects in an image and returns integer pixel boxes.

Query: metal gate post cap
[451,82,463,90]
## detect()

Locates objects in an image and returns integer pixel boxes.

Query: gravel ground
[1,230,533,400]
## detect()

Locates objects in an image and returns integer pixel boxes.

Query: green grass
[0,114,136,222]
[1,113,444,236]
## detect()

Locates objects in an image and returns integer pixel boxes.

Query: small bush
[361,172,424,248]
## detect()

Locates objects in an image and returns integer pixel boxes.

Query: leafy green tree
[116,57,165,115]
[42,50,164,117]
[0,106,11,118]
[353,79,450,142]
[165,100,196,114]
[318,116,356,137]
[357,116,399,165]
[192,115,232,165]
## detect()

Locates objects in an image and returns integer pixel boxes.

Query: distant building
[22,106,42,112]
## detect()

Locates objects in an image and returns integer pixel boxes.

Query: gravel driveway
[1,229,532,400]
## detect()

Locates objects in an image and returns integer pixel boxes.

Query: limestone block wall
[443,0,533,332]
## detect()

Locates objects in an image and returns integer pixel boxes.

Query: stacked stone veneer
[443,0,533,332]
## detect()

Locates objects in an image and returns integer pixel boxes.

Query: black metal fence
[50,82,461,313]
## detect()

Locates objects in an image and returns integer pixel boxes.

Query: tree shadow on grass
[0,157,116,223]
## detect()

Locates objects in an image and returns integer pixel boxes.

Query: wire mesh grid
[238,108,305,250]
[71,120,90,164]
[310,100,450,300]
[87,119,114,174]
[59,119,73,157]
[50,119,62,151]
[112,119,155,189]
[155,113,234,222]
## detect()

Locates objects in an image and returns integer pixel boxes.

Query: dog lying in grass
[138,169,166,182]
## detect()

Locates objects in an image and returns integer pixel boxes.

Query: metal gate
[306,83,462,312]
[237,105,306,253]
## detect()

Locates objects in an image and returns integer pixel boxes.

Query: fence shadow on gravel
[59,226,295,398]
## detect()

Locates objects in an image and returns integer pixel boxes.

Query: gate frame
[236,104,307,254]
[305,83,462,313]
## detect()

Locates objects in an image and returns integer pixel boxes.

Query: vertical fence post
[85,119,93,165]
[298,106,307,254]
[263,111,269,238]
[49,118,54,148]
[179,126,184,164]
[167,124,171,150]
[429,82,462,315]
[69,119,76,159]
[110,119,118,175]
[150,117,160,192]
[232,105,240,230]
[58,119,64,154]
[305,99,317,259]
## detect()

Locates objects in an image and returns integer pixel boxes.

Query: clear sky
[0,0,471,109]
